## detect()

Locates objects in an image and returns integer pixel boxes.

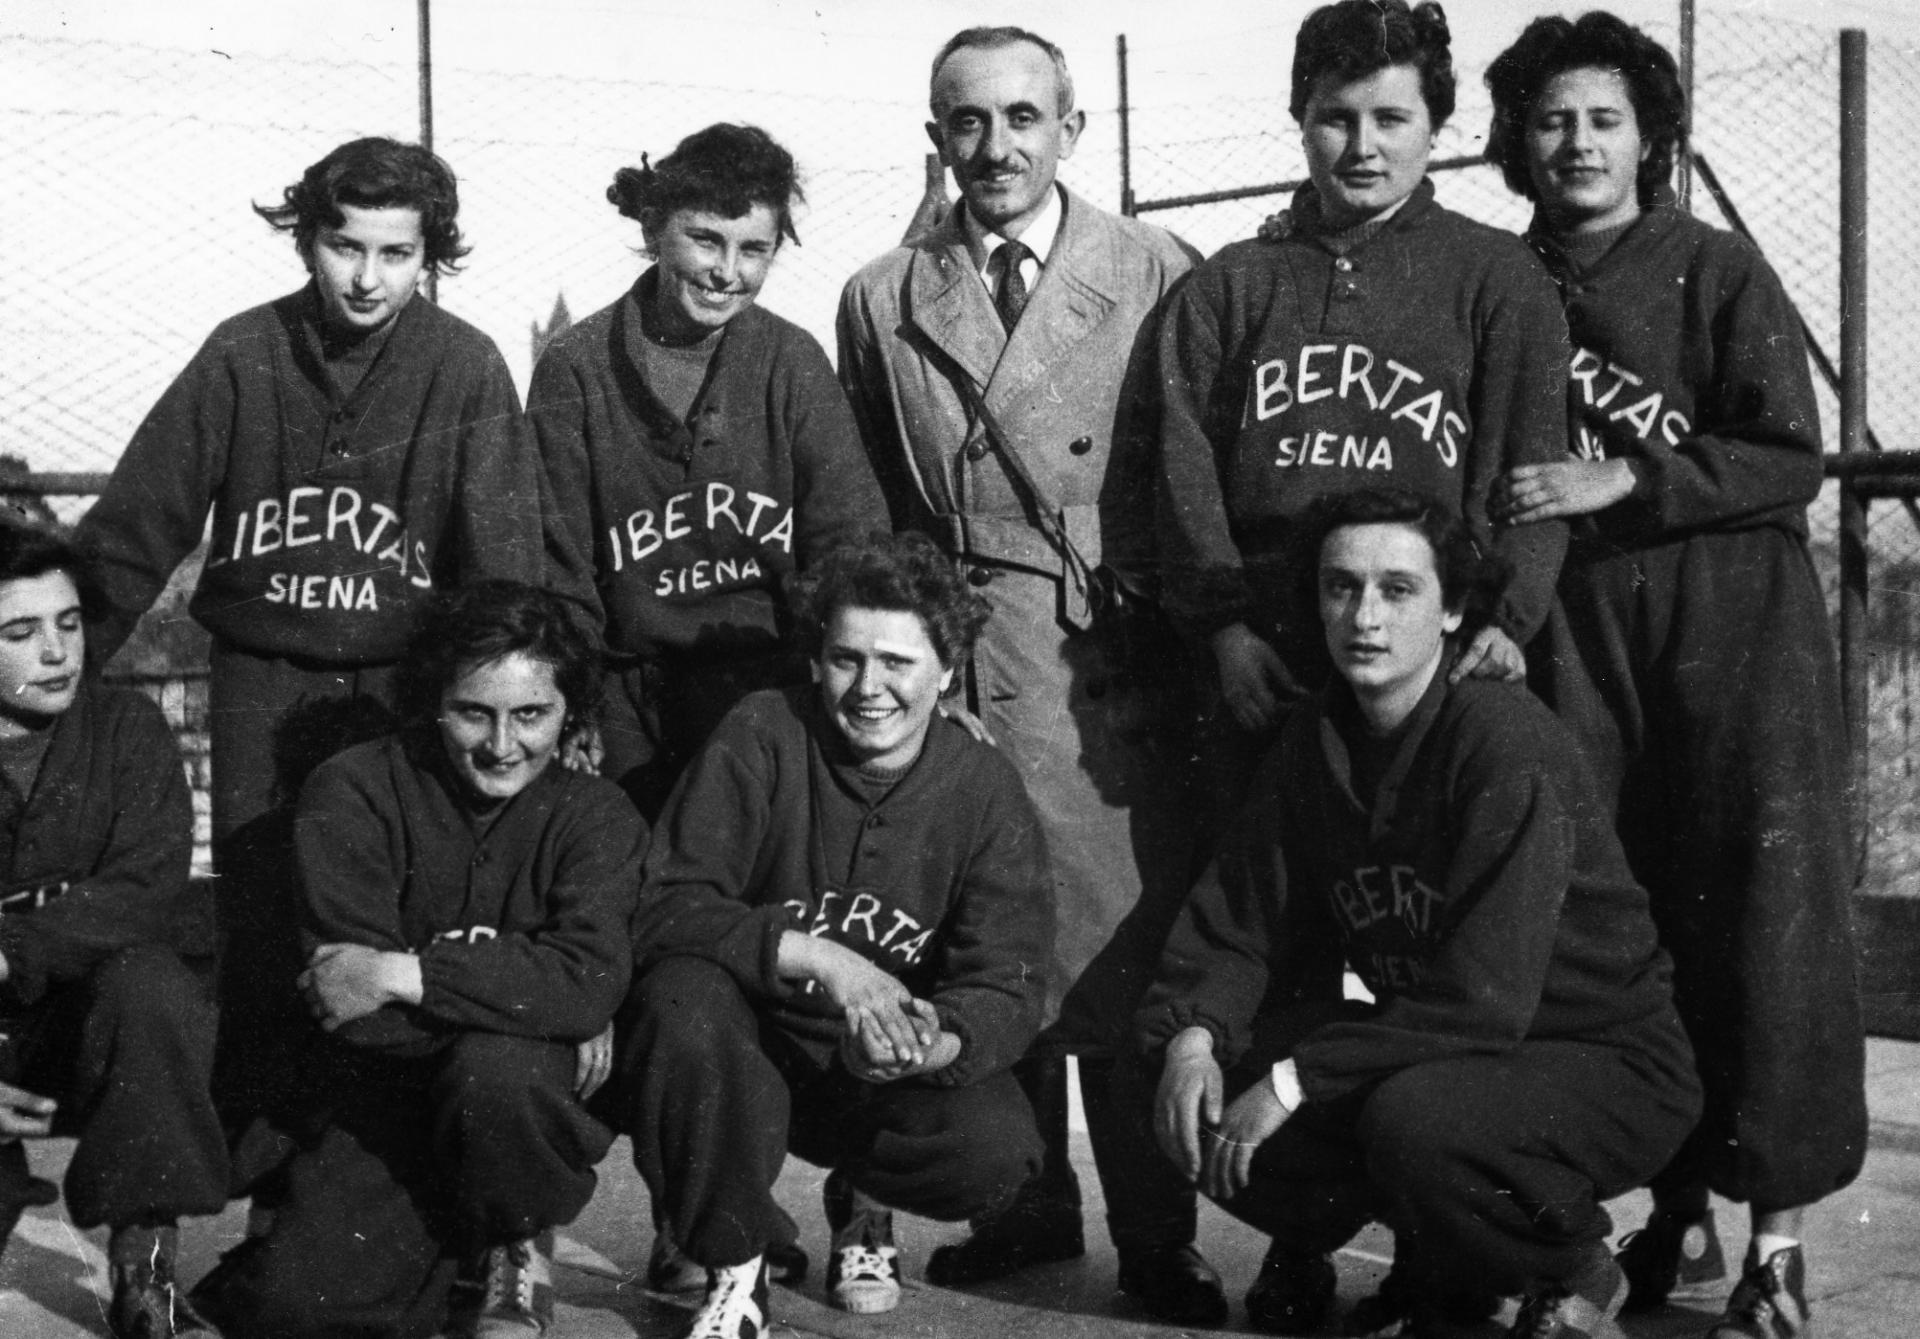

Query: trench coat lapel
[902,218,1004,394]
[985,189,1119,417]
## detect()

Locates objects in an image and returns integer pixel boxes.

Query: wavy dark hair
[397,581,603,732]
[1484,11,1687,207]
[788,532,990,683]
[1291,0,1456,127]
[254,137,469,274]
[607,122,804,248]
[1293,487,1509,641]
[0,520,105,625]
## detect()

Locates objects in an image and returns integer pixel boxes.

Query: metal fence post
[1839,28,1869,869]
[1677,0,1695,209]
[418,0,437,304]
[1117,34,1134,217]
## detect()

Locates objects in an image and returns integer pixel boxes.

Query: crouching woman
[609,532,1050,1339]
[193,581,648,1339]
[0,522,226,1338]
[1139,488,1701,1338]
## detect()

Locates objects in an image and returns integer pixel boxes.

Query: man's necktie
[994,240,1033,331]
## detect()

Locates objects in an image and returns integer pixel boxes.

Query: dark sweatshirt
[530,274,886,659]
[0,683,193,1011]
[1156,181,1571,653]
[79,286,541,665]
[295,733,646,1055]
[1138,671,1687,1104]
[631,686,1052,1088]
[1528,206,1825,545]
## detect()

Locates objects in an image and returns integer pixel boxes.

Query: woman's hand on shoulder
[559,722,605,776]
[1212,623,1299,731]
[936,699,995,746]
[1450,626,1526,685]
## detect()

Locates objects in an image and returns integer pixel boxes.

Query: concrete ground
[3,1040,1917,1338]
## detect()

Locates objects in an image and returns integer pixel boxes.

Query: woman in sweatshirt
[530,122,886,820]
[1139,488,1698,1338]
[192,581,646,1339]
[1155,0,1570,818]
[1485,16,1865,1336]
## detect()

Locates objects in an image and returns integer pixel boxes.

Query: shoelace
[689,1268,763,1339]
[483,1242,536,1314]
[836,1243,899,1283]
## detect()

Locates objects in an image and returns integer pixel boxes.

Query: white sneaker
[685,1257,768,1339]
[825,1173,901,1315]
[473,1232,554,1336]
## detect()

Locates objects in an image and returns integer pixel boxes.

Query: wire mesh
[1124,10,1920,894]
[2,11,1917,888]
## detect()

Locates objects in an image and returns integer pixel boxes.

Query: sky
[7,0,1916,474]
[13,0,1920,103]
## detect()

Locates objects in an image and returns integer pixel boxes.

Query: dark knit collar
[1528,204,1688,285]
[1257,178,1437,254]
[1535,212,1644,276]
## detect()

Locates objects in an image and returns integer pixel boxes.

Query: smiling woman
[609,531,1047,1336]
[193,578,647,1338]
[529,121,885,820]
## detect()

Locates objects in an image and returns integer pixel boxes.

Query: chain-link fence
[4,11,1919,897]
[1125,9,1920,903]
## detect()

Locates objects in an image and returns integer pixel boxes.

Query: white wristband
[1269,1058,1303,1115]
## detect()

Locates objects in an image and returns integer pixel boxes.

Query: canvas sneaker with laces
[824,1168,902,1314]
[1705,1244,1813,1339]
[473,1231,555,1336]
[685,1257,769,1339]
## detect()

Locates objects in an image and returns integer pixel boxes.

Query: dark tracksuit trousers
[193,1032,611,1339]
[1124,1033,1699,1298]
[612,956,1042,1269]
[1537,530,1868,1209]
[3,944,227,1230]
[208,645,399,1174]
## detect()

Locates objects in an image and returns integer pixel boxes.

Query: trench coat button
[328,441,348,456]
[966,440,989,462]
[332,408,350,423]
[967,567,994,587]
[1334,256,1355,272]
[1069,436,1093,456]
